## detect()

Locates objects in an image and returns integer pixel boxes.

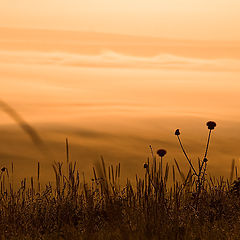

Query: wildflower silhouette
[198,121,217,188]
[156,149,167,181]
[206,121,216,130]
[175,121,217,192]
[143,163,148,169]
[175,129,180,136]
[157,149,167,157]
[204,121,216,158]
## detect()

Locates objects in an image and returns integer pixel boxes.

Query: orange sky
[0,2,240,182]
[1,0,240,40]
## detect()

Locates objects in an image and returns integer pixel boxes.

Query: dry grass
[0,148,239,240]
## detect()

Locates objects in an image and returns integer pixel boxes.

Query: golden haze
[0,1,240,182]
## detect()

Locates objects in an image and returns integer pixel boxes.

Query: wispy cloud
[1,50,240,72]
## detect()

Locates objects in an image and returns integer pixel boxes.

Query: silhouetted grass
[0,148,239,240]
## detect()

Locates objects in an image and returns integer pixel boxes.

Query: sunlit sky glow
[1,0,240,40]
[0,0,240,181]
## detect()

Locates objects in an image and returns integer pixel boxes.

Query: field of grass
[0,121,239,240]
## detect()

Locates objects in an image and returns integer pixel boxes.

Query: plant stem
[204,130,212,158]
[177,135,197,176]
[197,129,212,192]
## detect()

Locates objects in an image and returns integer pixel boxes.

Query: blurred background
[0,1,240,183]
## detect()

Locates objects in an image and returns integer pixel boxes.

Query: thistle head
[206,121,216,130]
[157,149,167,157]
[175,129,180,136]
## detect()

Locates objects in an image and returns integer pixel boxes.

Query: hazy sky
[1,1,240,180]
[1,0,240,40]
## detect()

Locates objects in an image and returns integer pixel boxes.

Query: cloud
[1,49,240,72]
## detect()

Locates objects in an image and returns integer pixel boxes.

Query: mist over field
[0,27,240,182]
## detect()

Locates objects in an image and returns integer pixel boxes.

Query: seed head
[206,121,216,130]
[157,149,167,157]
[144,163,148,169]
[203,157,208,163]
[1,167,6,172]
[175,129,180,136]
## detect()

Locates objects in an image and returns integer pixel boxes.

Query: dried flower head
[206,121,216,130]
[157,149,167,157]
[1,167,6,172]
[144,163,148,169]
[203,157,208,163]
[175,129,180,136]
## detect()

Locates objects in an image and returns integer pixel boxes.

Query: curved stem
[177,135,197,176]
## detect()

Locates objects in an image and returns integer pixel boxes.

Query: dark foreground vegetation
[0,121,240,240]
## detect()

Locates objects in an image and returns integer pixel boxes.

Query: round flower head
[175,129,180,136]
[206,121,216,130]
[144,163,148,169]
[157,149,167,157]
